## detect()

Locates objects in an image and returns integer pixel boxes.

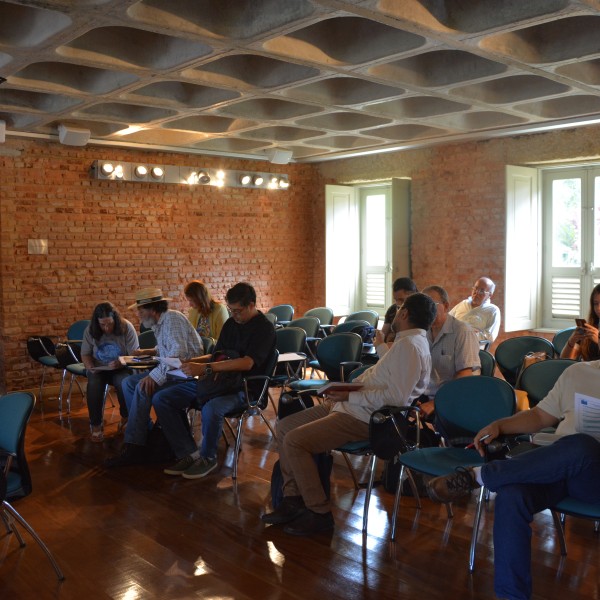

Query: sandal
[90,426,104,443]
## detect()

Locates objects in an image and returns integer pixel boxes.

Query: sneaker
[104,443,146,468]
[261,496,306,525]
[181,457,218,479]
[283,510,334,536]
[164,455,196,476]
[426,467,480,503]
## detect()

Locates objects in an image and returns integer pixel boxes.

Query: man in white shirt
[426,360,600,600]
[449,276,501,344]
[262,292,436,536]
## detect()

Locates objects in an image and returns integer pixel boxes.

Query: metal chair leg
[2,501,65,581]
[362,455,378,533]
[232,415,245,480]
[551,509,568,556]
[341,451,360,490]
[468,486,486,572]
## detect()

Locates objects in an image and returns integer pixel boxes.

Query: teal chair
[333,319,372,334]
[478,349,496,377]
[551,497,600,556]
[66,319,91,359]
[286,332,363,394]
[516,358,577,407]
[0,392,64,580]
[494,336,555,387]
[304,307,334,335]
[287,316,321,361]
[394,376,516,571]
[54,342,87,415]
[267,304,294,326]
[345,310,379,328]
[26,336,61,405]
[552,327,576,356]
[268,327,307,411]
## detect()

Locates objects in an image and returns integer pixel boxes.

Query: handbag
[196,350,243,406]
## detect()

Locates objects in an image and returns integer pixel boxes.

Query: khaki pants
[277,402,370,513]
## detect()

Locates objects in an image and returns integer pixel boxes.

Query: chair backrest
[66,319,91,341]
[333,319,372,334]
[268,304,294,323]
[316,332,363,382]
[287,316,320,338]
[201,336,216,354]
[435,377,515,440]
[0,392,35,500]
[478,349,496,377]
[264,312,277,326]
[348,364,371,381]
[138,329,157,349]
[517,358,578,407]
[304,307,334,326]
[54,342,79,369]
[27,336,56,361]
[494,336,555,387]
[275,326,307,354]
[552,327,576,356]
[345,310,379,328]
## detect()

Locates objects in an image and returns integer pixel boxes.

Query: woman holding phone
[561,283,600,361]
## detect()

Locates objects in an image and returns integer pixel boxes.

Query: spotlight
[187,171,198,185]
[100,163,114,176]
[114,164,124,179]
[150,166,164,180]
[279,177,290,189]
[253,175,264,186]
[134,165,147,178]
[198,171,211,184]
[240,174,251,185]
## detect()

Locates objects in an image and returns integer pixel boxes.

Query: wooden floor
[1,389,598,600]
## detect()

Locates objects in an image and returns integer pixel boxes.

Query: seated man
[261,292,436,536]
[416,285,480,421]
[154,282,276,479]
[381,277,418,342]
[105,287,203,467]
[449,276,500,344]
[426,360,600,600]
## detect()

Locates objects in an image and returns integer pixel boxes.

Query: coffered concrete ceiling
[1,0,600,163]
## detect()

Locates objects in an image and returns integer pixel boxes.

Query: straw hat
[128,287,172,309]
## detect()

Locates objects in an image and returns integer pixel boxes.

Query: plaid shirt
[149,310,203,385]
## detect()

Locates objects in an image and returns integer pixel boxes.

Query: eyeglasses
[227,305,247,316]
[472,288,491,296]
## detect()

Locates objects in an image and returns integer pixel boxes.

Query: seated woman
[185,280,229,340]
[561,283,600,361]
[81,302,139,442]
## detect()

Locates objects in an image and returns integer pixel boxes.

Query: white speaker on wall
[0,120,5,144]
[265,148,293,164]
[58,124,90,146]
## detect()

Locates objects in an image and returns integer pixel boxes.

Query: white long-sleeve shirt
[332,328,431,424]
[449,298,501,343]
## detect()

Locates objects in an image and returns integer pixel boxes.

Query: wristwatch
[204,364,213,377]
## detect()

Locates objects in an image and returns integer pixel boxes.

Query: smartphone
[575,318,586,327]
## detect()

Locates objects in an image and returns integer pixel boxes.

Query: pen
[466,433,491,449]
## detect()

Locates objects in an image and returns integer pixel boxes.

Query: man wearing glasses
[153,282,276,479]
[449,276,501,344]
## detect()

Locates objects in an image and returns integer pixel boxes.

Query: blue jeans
[481,434,600,600]
[153,385,245,460]
[122,372,185,446]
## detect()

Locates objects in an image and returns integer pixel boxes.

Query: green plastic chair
[267,304,294,326]
[345,310,379,328]
[516,358,577,407]
[478,349,496,377]
[552,327,576,356]
[0,392,64,580]
[304,307,335,335]
[494,336,555,387]
[395,376,516,571]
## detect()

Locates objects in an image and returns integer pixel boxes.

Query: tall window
[542,167,600,328]
[359,186,391,313]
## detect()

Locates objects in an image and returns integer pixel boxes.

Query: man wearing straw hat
[105,287,203,467]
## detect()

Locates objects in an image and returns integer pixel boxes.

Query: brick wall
[0,139,325,391]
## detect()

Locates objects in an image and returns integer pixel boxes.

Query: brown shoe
[426,467,480,503]
[261,496,305,525]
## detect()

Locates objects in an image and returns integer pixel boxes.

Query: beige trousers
[276,402,369,513]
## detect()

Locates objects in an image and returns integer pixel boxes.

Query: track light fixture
[91,160,290,189]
